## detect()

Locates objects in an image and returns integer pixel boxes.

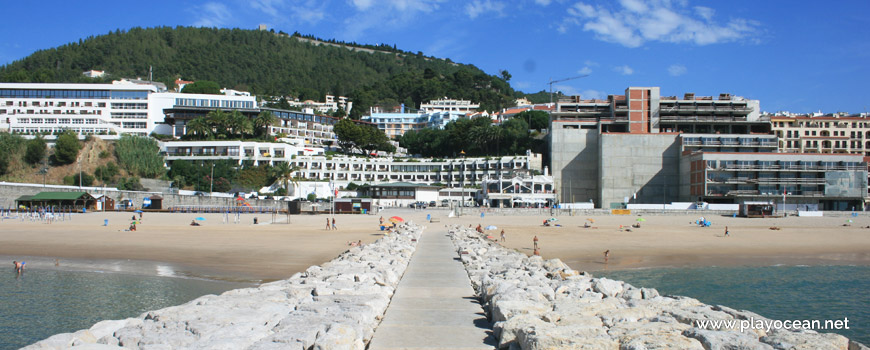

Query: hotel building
[0,82,257,137]
[771,114,870,156]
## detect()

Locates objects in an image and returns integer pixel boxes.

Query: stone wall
[448,225,867,350]
[23,223,423,350]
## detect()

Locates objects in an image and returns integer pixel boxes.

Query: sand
[2,208,869,283]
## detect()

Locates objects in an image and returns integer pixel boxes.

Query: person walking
[326,217,331,230]
[533,235,539,249]
[379,216,384,225]
[500,229,506,242]
[724,226,730,237]
[604,250,610,263]
[332,217,337,230]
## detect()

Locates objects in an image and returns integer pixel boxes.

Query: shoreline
[2,210,869,284]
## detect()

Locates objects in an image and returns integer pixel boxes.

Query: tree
[334,118,362,153]
[73,172,95,187]
[227,110,253,138]
[515,110,549,130]
[53,130,80,165]
[180,81,221,94]
[24,136,46,165]
[0,155,8,176]
[253,110,276,137]
[499,69,512,82]
[269,162,299,195]
[185,117,211,139]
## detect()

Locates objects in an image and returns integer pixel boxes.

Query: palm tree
[185,117,212,140]
[207,110,228,139]
[224,110,252,138]
[253,110,276,138]
[269,162,301,196]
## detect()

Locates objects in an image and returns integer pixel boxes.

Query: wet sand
[2,209,869,282]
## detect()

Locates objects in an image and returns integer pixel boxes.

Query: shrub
[72,172,95,187]
[53,130,81,165]
[115,135,165,178]
[24,137,46,165]
[98,150,110,159]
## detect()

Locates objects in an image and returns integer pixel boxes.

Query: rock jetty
[448,225,867,350]
[23,223,423,350]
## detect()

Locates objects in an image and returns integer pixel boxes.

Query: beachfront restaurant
[15,191,97,211]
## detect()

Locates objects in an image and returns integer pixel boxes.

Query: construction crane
[548,74,590,105]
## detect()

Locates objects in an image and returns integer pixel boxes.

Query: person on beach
[500,229,506,242]
[533,235,539,249]
[379,216,384,225]
[724,226,730,237]
[54,259,59,267]
[139,212,143,220]
[131,215,136,221]
[13,260,20,273]
[326,218,331,230]
[604,250,610,263]
[332,218,337,230]
[533,247,540,256]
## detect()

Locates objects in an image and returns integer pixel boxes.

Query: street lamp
[210,163,215,194]
[460,150,466,209]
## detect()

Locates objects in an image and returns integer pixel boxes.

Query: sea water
[0,267,250,350]
[597,265,870,345]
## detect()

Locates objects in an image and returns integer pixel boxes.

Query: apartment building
[681,152,866,211]
[161,140,541,189]
[550,86,772,208]
[420,97,479,113]
[771,114,870,156]
[0,83,257,137]
[0,82,157,136]
[363,111,467,138]
[481,173,556,208]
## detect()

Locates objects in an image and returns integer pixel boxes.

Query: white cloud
[193,3,233,27]
[614,65,634,75]
[578,66,592,75]
[668,64,687,76]
[466,0,507,19]
[560,1,759,47]
[581,89,606,99]
[341,0,445,40]
[246,0,327,25]
[554,84,580,96]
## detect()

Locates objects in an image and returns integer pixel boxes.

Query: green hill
[0,26,517,118]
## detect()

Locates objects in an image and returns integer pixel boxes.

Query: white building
[149,92,257,137]
[363,111,467,138]
[0,83,256,137]
[420,97,479,113]
[481,173,556,208]
[160,140,325,166]
[0,82,157,136]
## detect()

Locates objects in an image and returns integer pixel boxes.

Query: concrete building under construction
[549,86,867,210]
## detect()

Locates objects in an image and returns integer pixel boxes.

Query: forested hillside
[0,26,518,118]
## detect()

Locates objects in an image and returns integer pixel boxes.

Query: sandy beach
[2,208,869,282]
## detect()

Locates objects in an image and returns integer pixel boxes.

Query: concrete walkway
[368,229,496,350]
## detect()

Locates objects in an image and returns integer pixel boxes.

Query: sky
[0,0,868,114]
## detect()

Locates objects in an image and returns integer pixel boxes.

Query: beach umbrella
[846,219,853,223]
[485,225,497,230]
[636,218,646,222]
[195,217,206,221]
[486,235,495,239]
[586,218,595,223]
[133,210,144,213]
[389,216,404,223]
[548,217,559,222]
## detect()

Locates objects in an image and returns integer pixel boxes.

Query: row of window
[266,108,339,125]
[111,103,148,110]
[175,98,254,109]
[16,118,100,124]
[110,112,147,119]
[774,121,870,128]
[0,89,149,99]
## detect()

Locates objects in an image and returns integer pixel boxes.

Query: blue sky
[1,0,868,114]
